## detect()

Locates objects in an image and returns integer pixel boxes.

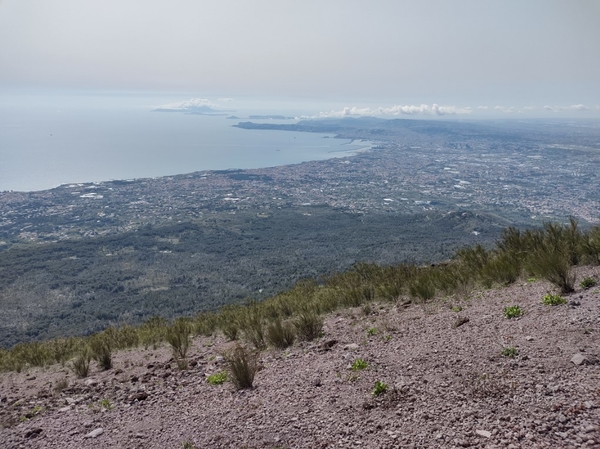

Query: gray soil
[1,266,599,449]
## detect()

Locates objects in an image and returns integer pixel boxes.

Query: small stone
[131,391,148,402]
[59,406,71,412]
[85,428,104,439]
[84,379,98,387]
[525,336,534,341]
[476,429,491,438]
[344,343,359,350]
[571,353,598,366]
[25,428,43,439]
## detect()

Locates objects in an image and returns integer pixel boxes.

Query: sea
[0,91,368,192]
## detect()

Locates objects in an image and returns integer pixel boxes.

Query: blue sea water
[0,92,365,192]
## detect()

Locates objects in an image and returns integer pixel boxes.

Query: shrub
[525,227,576,294]
[138,316,169,349]
[503,306,523,319]
[72,349,91,378]
[542,293,566,306]
[89,334,112,371]
[221,321,240,341]
[372,380,388,396]
[266,319,296,349]
[408,273,436,303]
[207,372,227,385]
[351,359,368,371]
[54,377,69,394]
[239,304,267,350]
[226,345,259,390]
[580,277,597,289]
[481,252,521,287]
[166,319,192,369]
[293,310,323,342]
[361,303,373,316]
[501,347,519,358]
[17,342,50,368]
[193,312,218,337]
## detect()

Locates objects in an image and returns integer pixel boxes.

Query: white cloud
[218,97,234,102]
[316,103,472,118]
[477,106,489,110]
[523,106,536,111]
[544,104,589,112]
[494,105,519,113]
[153,98,220,113]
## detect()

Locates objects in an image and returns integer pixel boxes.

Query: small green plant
[451,305,463,312]
[384,334,392,342]
[372,380,388,396]
[580,277,597,289]
[366,327,377,336]
[527,277,537,283]
[503,305,523,319]
[501,346,519,358]
[225,345,259,390]
[21,405,45,421]
[542,293,566,306]
[351,358,369,371]
[182,441,197,449]
[99,399,113,410]
[207,372,227,385]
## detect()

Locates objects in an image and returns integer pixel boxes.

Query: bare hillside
[1,267,599,449]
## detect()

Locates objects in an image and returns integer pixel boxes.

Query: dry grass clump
[225,345,259,390]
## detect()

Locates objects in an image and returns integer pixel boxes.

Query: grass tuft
[225,345,259,390]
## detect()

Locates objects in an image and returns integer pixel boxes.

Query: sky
[1,0,599,118]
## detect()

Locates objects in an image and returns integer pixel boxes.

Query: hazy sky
[1,0,599,117]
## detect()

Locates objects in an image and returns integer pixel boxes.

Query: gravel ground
[1,266,599,449]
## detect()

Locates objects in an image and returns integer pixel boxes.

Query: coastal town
[1,118,599,246]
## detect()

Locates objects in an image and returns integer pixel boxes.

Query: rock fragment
[85,428,104,439]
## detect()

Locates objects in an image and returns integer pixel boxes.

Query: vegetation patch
[542,294,566,306]
[351,359,369,371]
[580,277,597,289]
[501,346,519,358]
[503,306,523,319]
[372,380,388,397]
[207,372,227,385]
[226,345,259,390]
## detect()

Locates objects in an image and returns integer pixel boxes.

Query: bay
[0,93,365,192]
